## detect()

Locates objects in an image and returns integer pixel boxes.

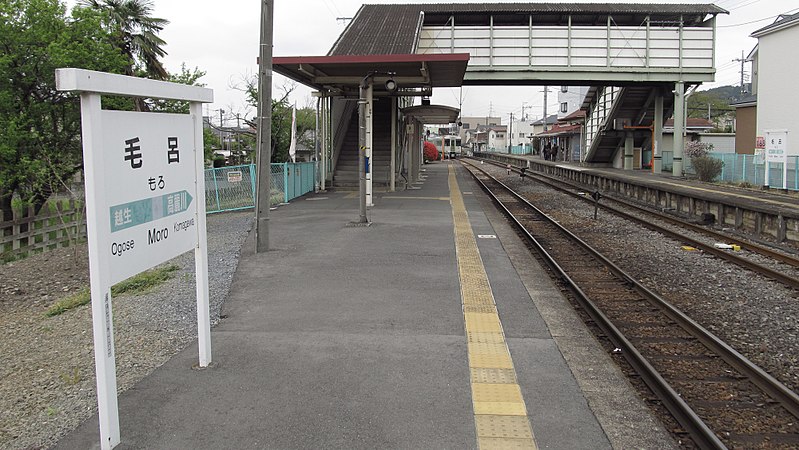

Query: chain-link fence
[711,153,799,190]
[205,162,317,214]
[205,164,257,213]
[661,152,798,190]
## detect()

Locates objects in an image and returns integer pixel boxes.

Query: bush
[423,141,439,162]
[692,156,724,182]
[685,140,713,159]
[685,141,722,182]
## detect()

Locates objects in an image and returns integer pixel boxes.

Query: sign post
[56,68,213,449]
[764,130,788,190]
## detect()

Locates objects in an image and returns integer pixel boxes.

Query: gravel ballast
[483,163,799,397]
[0,211,253,450]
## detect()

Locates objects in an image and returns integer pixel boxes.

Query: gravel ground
[482,164,799,396]
[0,211,253,450]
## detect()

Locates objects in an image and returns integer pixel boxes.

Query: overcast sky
[68,0,797,126]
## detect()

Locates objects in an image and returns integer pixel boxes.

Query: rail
[475,156,799,289]
[462,159,799,448]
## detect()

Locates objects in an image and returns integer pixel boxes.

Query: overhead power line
[718,8,799,28]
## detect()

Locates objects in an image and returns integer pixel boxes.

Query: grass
[45,264,180,317]
[59,368,81,385]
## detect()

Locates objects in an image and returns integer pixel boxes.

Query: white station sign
[56,68,213,450]
[102,110,197,284]
[765,130,788,163]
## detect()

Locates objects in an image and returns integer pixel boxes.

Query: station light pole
[357,71,396,224]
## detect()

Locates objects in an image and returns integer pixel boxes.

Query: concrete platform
[55,162,676,449]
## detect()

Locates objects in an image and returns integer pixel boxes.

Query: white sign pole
[191,102,212,366]
[765,159,771,188]
[80,92,121,449]
[765,130,788,190]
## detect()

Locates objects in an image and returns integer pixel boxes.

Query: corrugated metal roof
[330,3,726,55]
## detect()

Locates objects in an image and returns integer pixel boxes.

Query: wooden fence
[1,201,87,260]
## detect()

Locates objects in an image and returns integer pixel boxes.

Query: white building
[750,12,799,156]
[487,126,507,151]
[459,116,501,146]
[508,120,537,148]
[558,86,590,119]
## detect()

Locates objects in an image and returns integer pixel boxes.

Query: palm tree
[79,0,169,80]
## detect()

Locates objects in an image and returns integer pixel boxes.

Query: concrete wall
[756,25,799,155]
[699,133,736,153]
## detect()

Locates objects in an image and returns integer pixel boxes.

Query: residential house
[731,94,757,154]
[459,116,501,146]
[486,125,507,151]
[750,11,799,157]
[558,86,590,119]
[534,110,585,161]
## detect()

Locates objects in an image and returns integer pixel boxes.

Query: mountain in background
[689,84,743,132]
[698,84,751,103]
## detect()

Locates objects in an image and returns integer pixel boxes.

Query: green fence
[205,162,317,214]
[509,145,534,155]
[660,152,798,191]
[710,153,799,191]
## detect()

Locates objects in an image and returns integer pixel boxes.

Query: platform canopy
[401,105,460,124]
[273,53,470,94]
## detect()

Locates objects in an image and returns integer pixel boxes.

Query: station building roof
[401,104,460,124]
[272,53,470,93]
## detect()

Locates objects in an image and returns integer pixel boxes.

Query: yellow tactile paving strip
[448,165,538,450]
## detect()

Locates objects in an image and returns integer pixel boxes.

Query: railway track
[471,157,799,290]
[461,161,799,449]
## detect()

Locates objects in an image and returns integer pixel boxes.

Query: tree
[0,0,127,218]
[688,88,735,133]
[150,63,207,114]
[204,127,223,167]
[79,0,168,111]
[78,0,168,79]
[239,76,316,163]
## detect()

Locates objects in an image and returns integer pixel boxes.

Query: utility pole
[255,0,273,253]
[234,113,241,163]
[521,102,528,121]
[508,112,514,153]
[218,109,225,152]
[733,50,747,96]
[542,86,549,132]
